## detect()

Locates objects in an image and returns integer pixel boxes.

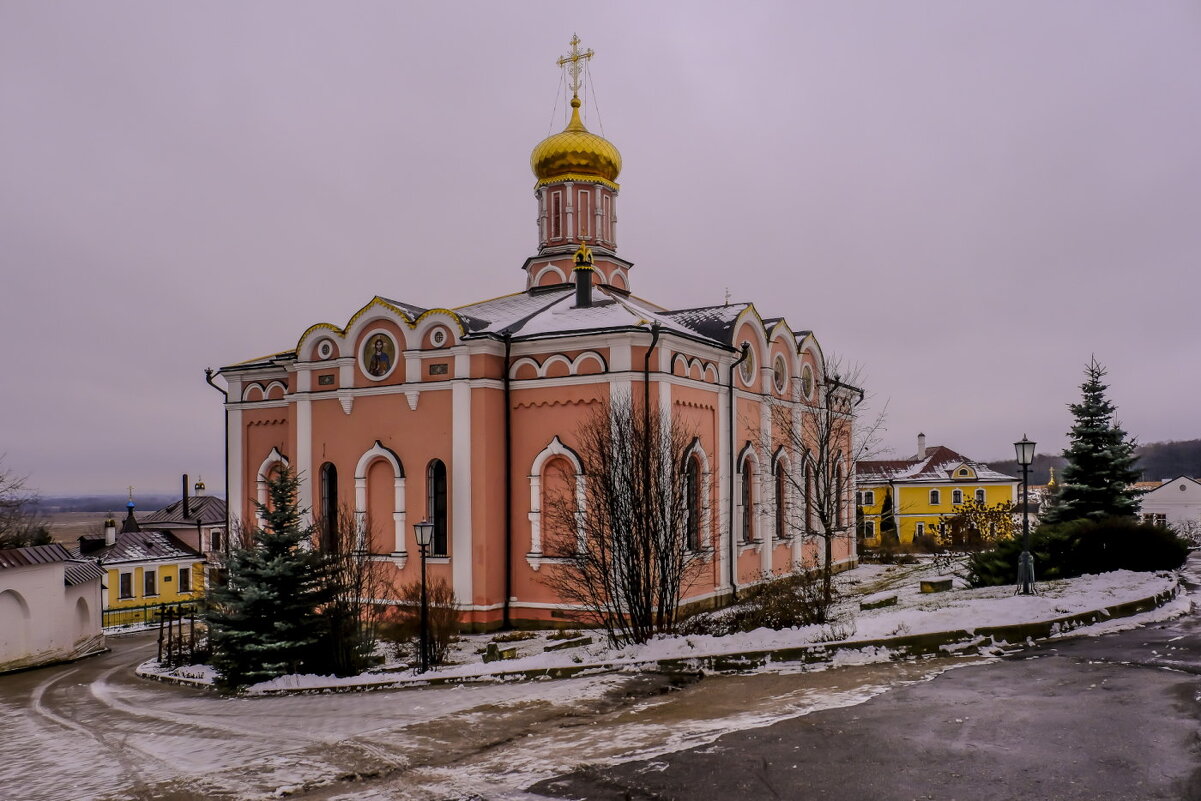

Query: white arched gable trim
[255,447,290,528]
[242,385,264,402]
[354,441,407,559]
[527,436,585,569]
[533,264,567,285]
[263,380,287,399]
[412,311,461,347]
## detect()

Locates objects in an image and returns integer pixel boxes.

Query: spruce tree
[1043,358,1141,524]
[206,467,332,690]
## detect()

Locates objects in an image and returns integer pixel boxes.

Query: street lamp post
[1014,435,1036,595]
[413,519,434,672]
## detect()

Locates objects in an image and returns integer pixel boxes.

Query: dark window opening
[319,462,339,552]
[427,459,448,556]
[686,457,701,550]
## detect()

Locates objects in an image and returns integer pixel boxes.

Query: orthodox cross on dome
[557,34,594,98]
[127,485,134,502]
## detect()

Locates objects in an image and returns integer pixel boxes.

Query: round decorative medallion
[431,328,447,347]
[773,355,788,393]
[360,331,398,380]
[316,339,334,360]
[800,365,814,400]
[739,346,756,385]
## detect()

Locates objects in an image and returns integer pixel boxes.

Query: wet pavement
[1,568,1196,801]
[534,570,1201,801]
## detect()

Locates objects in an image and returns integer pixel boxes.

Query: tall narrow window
[930,489,941,505]
[952,489,963,505]
[775,467,788,540]
[577,190,590,238]
[804,462,814,533]
[427,459,448,556]
[740,457,754,543]
[319,462,338,552]
[178,566,192,593]
[551,192,562,240]
[144,569,157,597]
[603,195,611,241]
[686,457,701,550]
[975,489,986,503]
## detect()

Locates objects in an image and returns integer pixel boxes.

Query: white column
[716,368,731,591]
[451,380,473,606]
[296,398,312,523]
[227,405,243,532]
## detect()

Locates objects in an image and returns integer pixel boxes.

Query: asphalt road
[534,587,1201,801]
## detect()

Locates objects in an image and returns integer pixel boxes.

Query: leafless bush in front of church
[538,395,706,646]
[314,506,396,676]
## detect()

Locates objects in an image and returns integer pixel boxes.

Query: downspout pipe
[726,343,750,603]
[502,331,514,629]
[203,368,229,546]
[642,323,661,435]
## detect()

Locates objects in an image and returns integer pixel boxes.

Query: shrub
[382,578,460,666]
[682,567,842,635]
[966,517,1188,587]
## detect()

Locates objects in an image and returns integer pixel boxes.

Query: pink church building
[216,39,856,629]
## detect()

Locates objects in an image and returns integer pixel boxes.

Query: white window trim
[527,436,585,571]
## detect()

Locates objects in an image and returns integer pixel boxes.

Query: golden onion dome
[531,96,621,189]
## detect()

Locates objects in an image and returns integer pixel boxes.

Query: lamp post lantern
[1014,435,1036,595]
[413,519,435,672]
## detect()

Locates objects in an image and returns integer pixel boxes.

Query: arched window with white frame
[426,459,448,556]
[975,488,986,503]
[738,448,758,543]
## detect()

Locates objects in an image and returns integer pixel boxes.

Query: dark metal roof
[0,543,72,570]
[64,560,106,586]
[70,529,202,565]
[141,495,227,526]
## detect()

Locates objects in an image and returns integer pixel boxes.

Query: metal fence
[102,601,201,631]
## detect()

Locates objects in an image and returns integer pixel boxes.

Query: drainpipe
[727,343,750,602]
[642,323,661,441]
[502,331,513,630]
[204,368,228,548]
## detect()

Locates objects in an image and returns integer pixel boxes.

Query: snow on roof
[452,287,744,347]
[858,445,1016,482]
[141,495,227,526]
[71,529,202,566]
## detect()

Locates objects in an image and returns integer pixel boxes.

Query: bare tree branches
[538,394,706,645]
[763,357,885,602]
[0,459,50,549]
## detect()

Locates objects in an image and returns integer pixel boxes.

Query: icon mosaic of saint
[364,334,395,377]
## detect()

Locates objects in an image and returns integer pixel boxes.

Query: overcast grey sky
[2,2,1199,495]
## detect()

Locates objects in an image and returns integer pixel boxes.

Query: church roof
[858,445,1016,483]
[141,495,227,526]
[432,287,755,349]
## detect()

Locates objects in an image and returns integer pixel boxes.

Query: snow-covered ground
[144,559,1181,694]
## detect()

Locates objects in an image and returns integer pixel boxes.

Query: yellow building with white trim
[857,435,1018,546]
